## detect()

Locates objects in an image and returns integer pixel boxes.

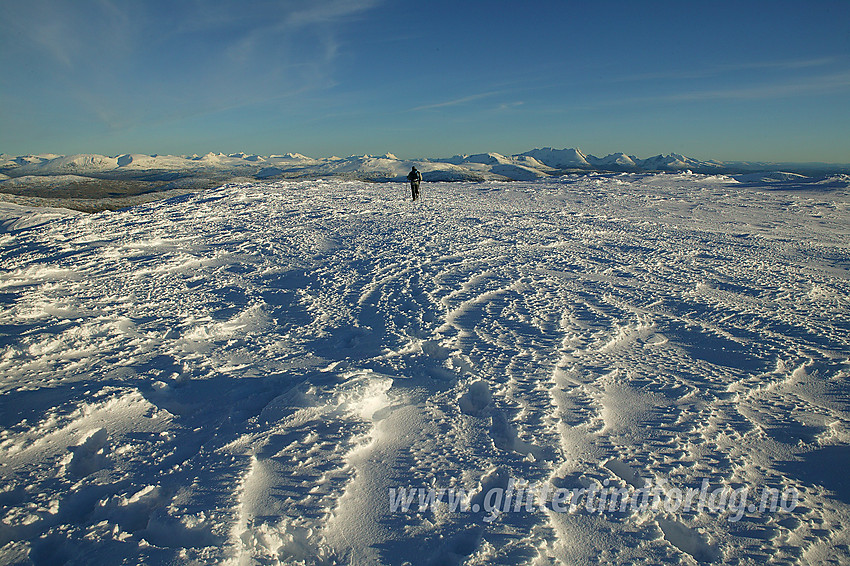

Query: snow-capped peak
[588,153,637,168]
[518,148,590,168]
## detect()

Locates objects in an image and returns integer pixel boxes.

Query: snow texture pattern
[1,174,849,564]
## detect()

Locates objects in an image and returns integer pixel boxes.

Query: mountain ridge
[2,148,848,211]
[3,147,848,179]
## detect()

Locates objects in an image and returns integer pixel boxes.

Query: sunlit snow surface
[1,174,849,565]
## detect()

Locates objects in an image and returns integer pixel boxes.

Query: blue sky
[1,0,849,162]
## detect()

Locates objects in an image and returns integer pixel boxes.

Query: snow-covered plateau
[1,172,849,565]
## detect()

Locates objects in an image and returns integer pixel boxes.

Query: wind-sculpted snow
[0,174,849,564]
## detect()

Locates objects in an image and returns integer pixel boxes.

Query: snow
[14,154,121,175]
[519,148,591,168]
[3,151,848,197]
[0,154,62,169]
[115,154,193,170]
[459,153,512,166]
[588,153,638,169]
[1,173,849,564]
[271,153,316,162]
[0,175,100,189]
[0,202,84,231]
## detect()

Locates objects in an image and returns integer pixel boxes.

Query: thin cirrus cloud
[285,0,382,28]
[3,0,140,69]
[1,0,385,132]
[408,57,850,117]
[224,0,382,65]
[613,57,839,84]
[3,1,381,78]
[659,70,850,102]
[557,68,850,113]
[412,91,506,111]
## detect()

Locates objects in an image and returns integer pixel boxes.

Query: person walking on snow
[407,166,422,201]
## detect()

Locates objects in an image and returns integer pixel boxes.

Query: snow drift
[0,174,849,564]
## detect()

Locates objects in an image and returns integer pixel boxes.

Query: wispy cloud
[562,70,850,112]
[614,57,838,84]
[498,101,524,111]
[226,0,381,63]
[412,91,505,111]
[655,70,850,102]
[1,0,384,131]
[286,0,382,27]
[1,0,135,69]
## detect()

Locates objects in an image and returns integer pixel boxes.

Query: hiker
[407,166,422,201]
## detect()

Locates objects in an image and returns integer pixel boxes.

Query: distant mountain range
[3,148,848,180]
[1,148,848,209]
